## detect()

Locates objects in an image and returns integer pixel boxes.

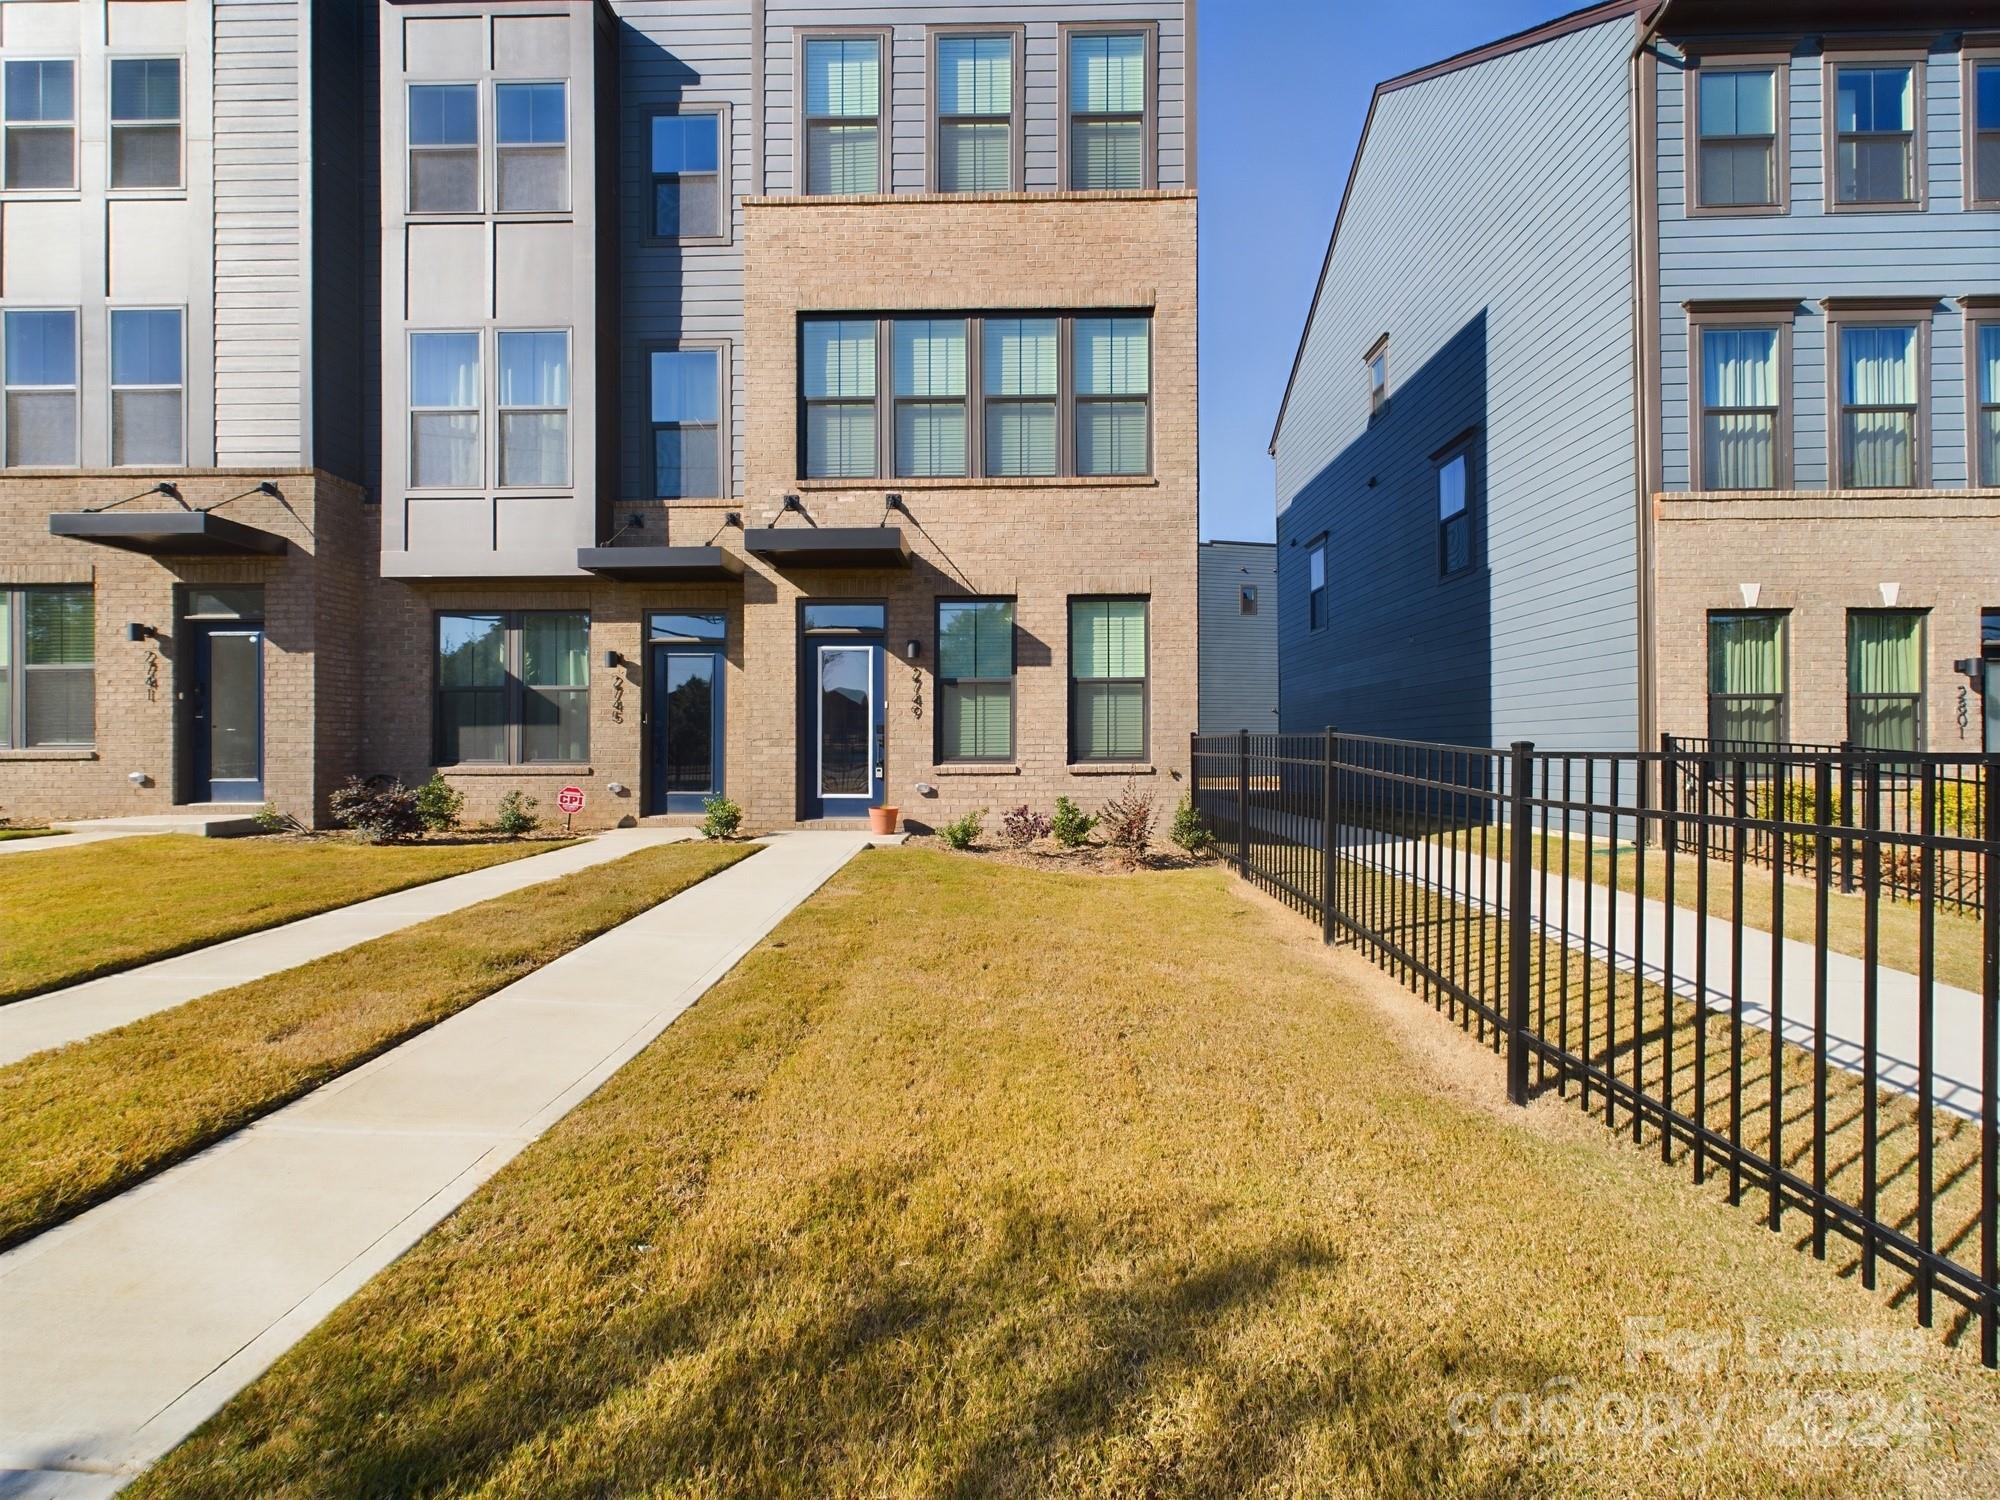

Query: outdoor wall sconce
[126,622,156,642]
[602,650,623,669]
[904,639,921,661]
[886,493,909,514]
[127,771,149,787]
[607,782,630,797]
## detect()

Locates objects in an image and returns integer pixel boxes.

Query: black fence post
[1507,740,1535,1107]
[1839,740,1858,894]
[1982,755,1998,1370]
[1236,727,1250,878]
[1321,727,1337,945]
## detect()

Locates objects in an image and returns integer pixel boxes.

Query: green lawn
[136,851,1995,1499]
[0,840,751,1251]
[0,834,571,1004]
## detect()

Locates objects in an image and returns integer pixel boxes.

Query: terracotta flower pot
[869,805,901,836]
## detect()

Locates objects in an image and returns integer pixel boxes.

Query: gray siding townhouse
[1271,0,2000,759]
[0,0,1199,832]
[1197,538,1276,732]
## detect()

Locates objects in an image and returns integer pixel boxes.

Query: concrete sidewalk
[0,831,874,1498]
[0,813,265,857]
[0,828,693,1067]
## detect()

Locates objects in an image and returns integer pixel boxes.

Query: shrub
[251,802,307,836]
[1000,804,1052,849]
[1749,778,1844,864]
[1169,792,1214,856]
[495,790,540,839]
[414,772,465,834]
[1050,795,1097,850]
[1097,781,1156,864]
[939,807,985,851]
[701,794,743,841]
[328,777,423,843]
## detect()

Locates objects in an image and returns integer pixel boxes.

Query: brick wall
[1655,490,2000,752]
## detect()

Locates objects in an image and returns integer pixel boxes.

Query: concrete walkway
[0,830,874,1498]
[0,813,267,858]
[0,828,693,1067]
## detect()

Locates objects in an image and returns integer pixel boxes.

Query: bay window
[1070,597,1147,763]
[435,610,589,765]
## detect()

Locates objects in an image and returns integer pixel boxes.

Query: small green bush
[701,795,744,840]
[1169,792,1214,856]
[939,808,985,851]
[251,802,300,835]
[495,790,540,839]
[414,773,465,834]
[1051,795,1096,850]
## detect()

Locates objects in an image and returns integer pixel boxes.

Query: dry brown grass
[135,850,1997,1500]
[0,840,751,1250]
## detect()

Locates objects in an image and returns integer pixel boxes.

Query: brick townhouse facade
[0,0,1199,832]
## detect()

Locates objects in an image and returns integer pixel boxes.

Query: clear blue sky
[1196,0,1558,542]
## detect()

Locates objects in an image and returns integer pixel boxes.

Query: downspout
[1629,1,1671,760]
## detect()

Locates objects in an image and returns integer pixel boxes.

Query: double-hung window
[1070,597,1147,763]
[893,319,967,478]
[1693,66,1780,210]
[802,319,877,478]
[1074,316,1150,475]
[651,347,722,498]
[1972,59,2000,208]
[409,332,480,488]
[1,586,94,748]
[1707,611,1787,746]
[1366,342,1387,418]
[435,610,589,765]
[1307,542,1326,630]
[1695,320,1785,489]
[1847,610,1925,753]
[934,33,1014,192]
[1836,320,1921,488]
[494,81,565,212]
[651,111,721,239]
[1976,319,2000,488]
[109,58,180,189]
[1239,585,1258,616]
[1831,63,1917,207]
[3,60,75,190]
[802,36,882,195]
[409,83,478,212]
[1436,444,1472,576]
[1067,31,1147,190]
[936,598,1014,762]
[109,308,183,465]
[982,317,1058,476]
[3,309,78,466]
[496,330,568,486]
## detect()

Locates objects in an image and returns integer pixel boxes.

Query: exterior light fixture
[904,639,921,661]
[126,622,155,642]
[602,650,623,669]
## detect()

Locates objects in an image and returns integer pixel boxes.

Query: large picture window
[936,598,1014,762]
[1707,611,1787,746]
[1066,30,1148,190]
[1070,597,1147,763]
[1,586,93,749]
[109,308,183,466]
[651,347,723,498]
[109,57,181,189]
[494,81,565,212]
[496,330,568,486]
[3,59,75,190]
[3,309,78,467]
[1847,610,1925,753]
[651,111,721,239]
[435,610,589,765]
[934,33,1015,192]
[1835,321,1921,488]
[802,36,882,195]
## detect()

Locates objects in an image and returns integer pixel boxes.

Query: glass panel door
[647,636,723,815]
[818,644,872,799]
[195,626,263,802]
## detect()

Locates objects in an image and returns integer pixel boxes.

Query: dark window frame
[1706,609,1790,747]
[1058,21,1157,192]
[934,596,1017,766]
[1846,607,1928,753]
[1968,51,2000,212]
[1,584,95,749]
[432,608,592,768]
[1364,336,1387,419]
[1825,303,1930,490]
[647,103,729,246]
[1970,306,2000,488]
[1822,50,1926,213]
[926,24,1025,193]
[648,338,730,500]
[1239,584,1258,616]
[796,310,1153,482]
[1434,432,1477,579]
[1067,594,1149,765]
[2,56,79,193]
[1687,303,1795,490]
[795,27,890,197]
[1306,539,1327,632]
[892,316,970,479]
[1685,53,1789,217]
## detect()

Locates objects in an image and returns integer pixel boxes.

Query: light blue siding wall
[1658,41,2000,490]
[1272,18,1639,751]
[1198,541,1278,733]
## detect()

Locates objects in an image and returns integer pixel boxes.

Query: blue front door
[192,625,264,803]
[799,603,886,820]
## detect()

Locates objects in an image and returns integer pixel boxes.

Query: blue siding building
[1273,0,1999,756]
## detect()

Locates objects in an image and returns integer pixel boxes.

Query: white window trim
[0,306,80,468]
[491,78,569,216]
[495,326,571,490]
[0,55,79,195]
[408,328,483,491]
[106,53,185,195]
[108,305,187,468]
[406,80,482,216]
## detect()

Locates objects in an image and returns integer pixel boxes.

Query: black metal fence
[1666,736,1988,917]
[1191,729,2000,1368]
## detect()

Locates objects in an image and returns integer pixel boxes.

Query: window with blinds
[983,318,1058,476]
[1070,597,1147,763]
[803,320,877,479]
[2,587,93,749]
[651,112,722,238]
[1847,610,1925,753]
[894,320,967,477]
[1707,611,1787,746]
[110,308,184,466]
[937,599,1014,762]
[803,36,881,195]
[110,57,180,190]
[936,34,1013,192]
[1068,32,1147,190]
[1074,317,1150,476]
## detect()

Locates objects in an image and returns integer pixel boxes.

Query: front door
[799,603,886,820]
[644,611,727,815]
[192,624,264,803]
